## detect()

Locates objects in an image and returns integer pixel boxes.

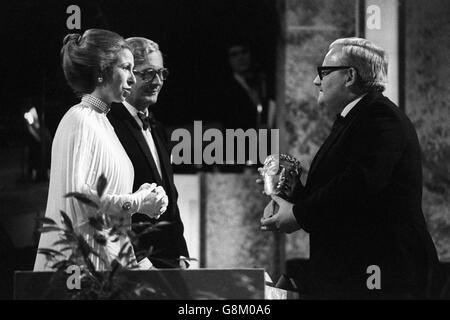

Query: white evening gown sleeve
[34,105,149,271]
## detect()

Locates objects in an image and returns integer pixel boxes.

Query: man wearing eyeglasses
[261,38,440,299]
[108,37,189,269]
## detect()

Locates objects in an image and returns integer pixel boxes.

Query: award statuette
[258,154,302,231]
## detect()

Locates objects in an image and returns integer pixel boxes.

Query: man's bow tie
[137,111,156,130]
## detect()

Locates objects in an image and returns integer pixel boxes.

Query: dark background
[0,1,278,298]
[0,0,278,147]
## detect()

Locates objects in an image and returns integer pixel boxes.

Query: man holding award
[260,38,440,299]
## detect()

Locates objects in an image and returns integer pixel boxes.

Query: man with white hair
[108,37,189,268]
[261,38,440,299]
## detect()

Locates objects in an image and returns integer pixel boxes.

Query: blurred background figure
[216,41,277,172]
[21,98,52,183]
[220,41,276,131]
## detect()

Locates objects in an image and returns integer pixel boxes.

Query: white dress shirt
[340,94,367,118]
[123,101,163,179]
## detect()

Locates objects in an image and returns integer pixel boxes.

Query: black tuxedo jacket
[292,91,440,298]
[108,103,189,268]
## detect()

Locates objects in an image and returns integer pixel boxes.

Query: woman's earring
[98,77,103,83]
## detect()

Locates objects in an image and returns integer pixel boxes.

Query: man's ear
[345,67,357,87]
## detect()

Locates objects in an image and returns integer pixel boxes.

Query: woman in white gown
[34,29,168,271]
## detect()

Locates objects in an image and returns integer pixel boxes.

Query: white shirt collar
[341,93,367,118]
[123,102,162,177]
[123,100,148,117]
[123,100,139,117]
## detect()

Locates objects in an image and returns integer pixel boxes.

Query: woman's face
[102,49,136,104]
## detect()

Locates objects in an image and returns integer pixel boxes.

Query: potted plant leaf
[37,174,187,299]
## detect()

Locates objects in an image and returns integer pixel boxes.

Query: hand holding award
[258,154,302,230]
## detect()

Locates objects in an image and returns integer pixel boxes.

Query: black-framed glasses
[133,68,169,82]
[317,66,353,80]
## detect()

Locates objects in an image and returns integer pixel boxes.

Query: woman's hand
[136,184,169,219]
[136,182,157,192]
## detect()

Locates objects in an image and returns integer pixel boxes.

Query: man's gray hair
[125,37,161,66]
[330,37,388,92]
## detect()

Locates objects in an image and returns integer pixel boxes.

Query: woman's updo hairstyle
[61,29,130,95]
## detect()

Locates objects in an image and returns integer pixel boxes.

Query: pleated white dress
[34,95,137,271]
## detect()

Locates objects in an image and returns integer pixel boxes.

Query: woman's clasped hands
[135,183,168,219]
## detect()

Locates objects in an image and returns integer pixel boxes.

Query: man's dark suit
[108,103,189,268]
[292,91,440,298]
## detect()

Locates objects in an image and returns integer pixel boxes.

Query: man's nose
[313,75,321,87]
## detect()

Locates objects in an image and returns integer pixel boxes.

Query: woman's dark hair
[61,29,130,95]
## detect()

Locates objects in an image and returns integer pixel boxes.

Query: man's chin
[142,94,158,105]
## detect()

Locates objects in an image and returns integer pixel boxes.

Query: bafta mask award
[259,154,302,230]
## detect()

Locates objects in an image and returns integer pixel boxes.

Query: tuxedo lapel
[115,104,164,186]
[151,125,175,193]
[307,120,347,184]
[306,92,381,187]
